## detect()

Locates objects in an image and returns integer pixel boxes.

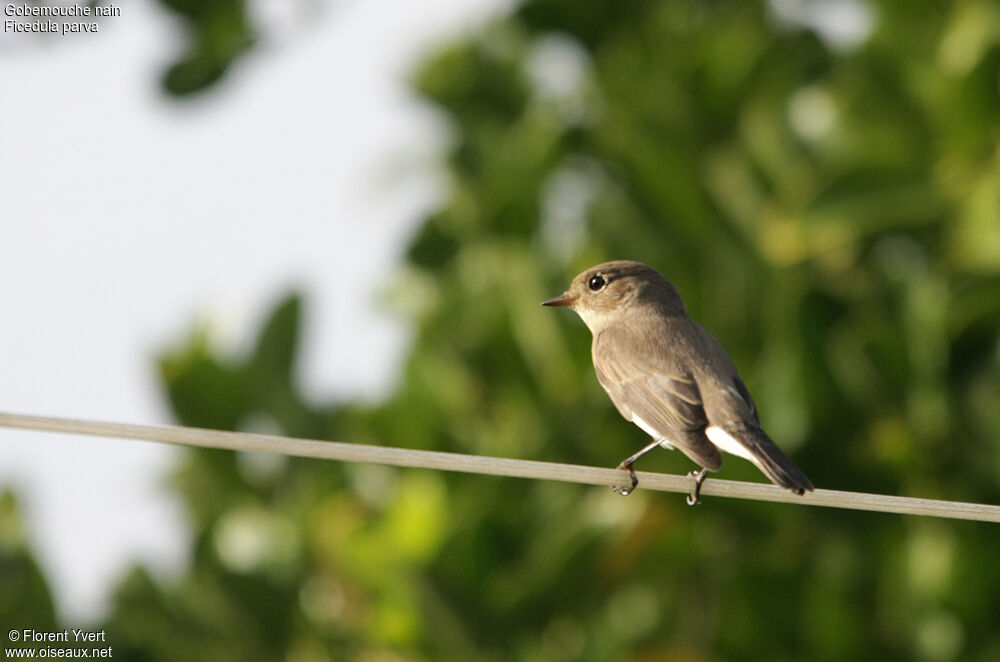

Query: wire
[1,412,998,523]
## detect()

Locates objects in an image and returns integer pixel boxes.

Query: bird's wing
[705,376,813,493]
[594,339,722,471]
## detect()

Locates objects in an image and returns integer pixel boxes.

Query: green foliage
[0,492,58,635]
[128,0,1000,658]
[158,295,334,439]
[156,0,255,96]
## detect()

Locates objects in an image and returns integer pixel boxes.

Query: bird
[542,260,813,504]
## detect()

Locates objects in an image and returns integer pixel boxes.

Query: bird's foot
[611,462,638,496]
[686,468,709,506]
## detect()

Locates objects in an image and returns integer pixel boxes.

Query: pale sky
[0,0,510,622]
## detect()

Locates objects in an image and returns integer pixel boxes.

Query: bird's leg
[611,437,664,496]
[686,468,709,506]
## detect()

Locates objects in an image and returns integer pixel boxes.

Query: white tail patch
[705,425,756,462]
[632,415,675,451]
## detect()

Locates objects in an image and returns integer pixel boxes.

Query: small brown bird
[543,260,813,504]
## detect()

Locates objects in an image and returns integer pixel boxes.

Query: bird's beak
[541,292,576,307]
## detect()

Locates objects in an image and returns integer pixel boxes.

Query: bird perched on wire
[542,260,813,504]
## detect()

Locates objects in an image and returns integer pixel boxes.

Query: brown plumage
[543,260,813,502]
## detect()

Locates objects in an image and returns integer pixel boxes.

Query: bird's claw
[611,464,708,503]
[611,463,638,496]
[686,469,708,506]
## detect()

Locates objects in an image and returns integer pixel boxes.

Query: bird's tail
[721,424,814,495]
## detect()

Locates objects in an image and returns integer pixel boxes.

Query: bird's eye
[588,275,606,291]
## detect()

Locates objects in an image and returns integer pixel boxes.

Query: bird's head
[541,260,686,333]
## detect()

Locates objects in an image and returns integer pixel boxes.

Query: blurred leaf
[157,0,255,96]
[0,492,58,633]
